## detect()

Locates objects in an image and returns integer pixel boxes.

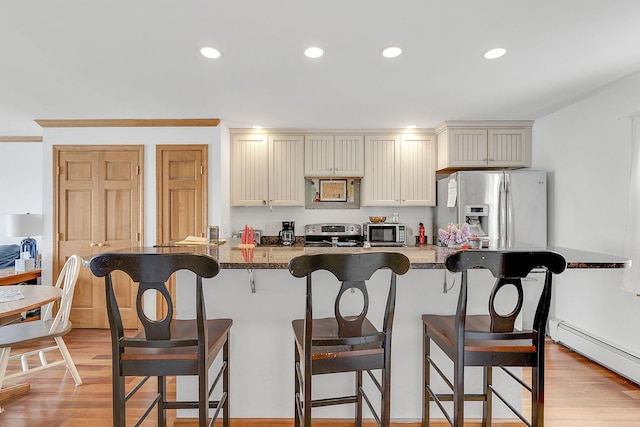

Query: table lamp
[6,213,42,261]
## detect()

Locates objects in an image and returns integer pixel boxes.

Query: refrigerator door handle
[505,173,514,246]
[498,173,506,247]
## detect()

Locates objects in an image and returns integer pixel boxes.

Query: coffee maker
[279,221,295,246]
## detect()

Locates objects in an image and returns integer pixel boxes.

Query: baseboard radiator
[548,318,640,385]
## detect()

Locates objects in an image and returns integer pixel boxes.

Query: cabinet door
[334,135,364,177]
[400,135,437,206]
[269,135,305,206]
[362,135,400,206]
[231,134,269,206]
[448,129,488,167]
[304,135,334,177]
[487,128,529,167]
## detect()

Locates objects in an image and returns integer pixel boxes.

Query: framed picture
[319,179,347,202]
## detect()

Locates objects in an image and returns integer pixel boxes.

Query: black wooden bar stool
[89,250,232,427]
[289,252,410,427]
[422,250,566,427]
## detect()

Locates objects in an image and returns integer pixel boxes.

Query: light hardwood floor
[1,329,639,426]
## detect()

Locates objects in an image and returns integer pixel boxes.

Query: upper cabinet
[436,121,533,171]
[361,133,437,206]
[304,134,364,177]
[231,134,304,206]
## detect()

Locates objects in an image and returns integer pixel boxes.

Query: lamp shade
[6,213,42,237]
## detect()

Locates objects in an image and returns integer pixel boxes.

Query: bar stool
[89,250,232,427]
[289,252,410,427]
[422,250,566,427]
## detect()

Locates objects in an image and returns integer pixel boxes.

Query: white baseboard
[548,318,640,385]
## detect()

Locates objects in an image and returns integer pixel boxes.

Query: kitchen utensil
[239,224,256,248]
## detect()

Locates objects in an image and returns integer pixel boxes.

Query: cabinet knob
[489,158,495,161]
[90,242,96,247]
[97,243,104,247]
[482,158,488,161]
[262,200,267,205]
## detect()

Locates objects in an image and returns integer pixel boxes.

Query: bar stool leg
[453,359,464,427]
[223,335,230,427]
[483,366,492,427]
[382,365,391,427]
[422,326,430,427]
[356,370,363,427]
[158,376,166,426]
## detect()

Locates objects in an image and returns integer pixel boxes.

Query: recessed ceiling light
[483,47,506,60]
[200,46,221,59]
[304,46,324,59]
[381,46,402,58]
[406,124,418,129]
[251,125,264,129]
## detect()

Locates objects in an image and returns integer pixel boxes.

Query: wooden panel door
[157,146,207,243]
[156,145,207,317]
[55,146,143,329]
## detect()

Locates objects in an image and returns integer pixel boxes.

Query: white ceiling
[2,0,640,136]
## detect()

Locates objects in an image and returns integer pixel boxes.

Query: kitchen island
[169,242,630,270]
[158,243,629,423]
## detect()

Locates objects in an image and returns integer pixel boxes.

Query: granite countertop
[142,243,630,270]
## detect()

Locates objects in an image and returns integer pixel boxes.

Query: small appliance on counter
[304,223,362,247]
[279,221,296,246]
[363,222,407,247]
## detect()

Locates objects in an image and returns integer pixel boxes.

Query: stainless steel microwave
[363,223,407,246]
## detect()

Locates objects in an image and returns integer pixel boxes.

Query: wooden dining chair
[288,252,411,427]
[422,250,566,427]
[0,254,83,390]
[89,251,232,427]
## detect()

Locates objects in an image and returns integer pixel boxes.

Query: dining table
[0,285,62,406]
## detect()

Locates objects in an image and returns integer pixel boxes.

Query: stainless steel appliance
[435,170,547,247]
[279,221,295,246]
[304,223,363,247]
[362,222,407,247]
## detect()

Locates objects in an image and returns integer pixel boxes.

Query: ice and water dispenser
[464,204,489,237]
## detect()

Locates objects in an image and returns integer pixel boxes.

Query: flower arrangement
[437,222,470,246]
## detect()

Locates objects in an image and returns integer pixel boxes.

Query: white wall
[0,142,43,248]
[533,71,640,355]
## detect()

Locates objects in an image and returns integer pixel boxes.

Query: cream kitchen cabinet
[231,134,304,206]
[436,121,533,171]
[304,134,364,177]
[361,134,437,206]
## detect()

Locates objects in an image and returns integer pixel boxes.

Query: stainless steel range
[304,223,363,247]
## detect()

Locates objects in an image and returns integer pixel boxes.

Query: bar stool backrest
[444,250,566,341]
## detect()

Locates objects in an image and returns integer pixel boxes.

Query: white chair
[0,255,82,390]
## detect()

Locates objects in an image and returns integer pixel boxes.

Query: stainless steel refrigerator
[435,170,547,247]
